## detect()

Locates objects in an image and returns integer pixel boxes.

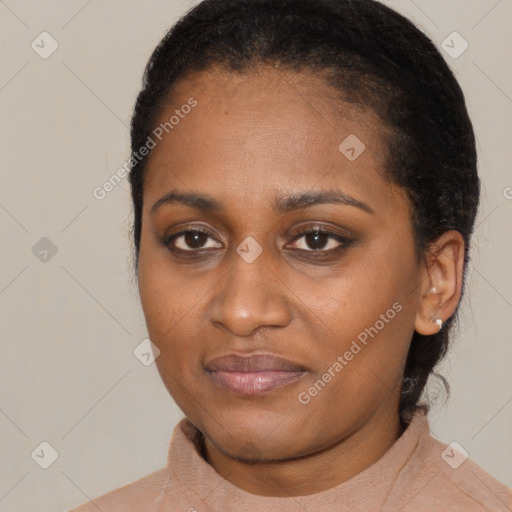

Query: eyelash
[162,225,354,257]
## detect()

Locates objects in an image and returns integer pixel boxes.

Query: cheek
[137,233,194,336]
[137,267,178,341]
[137,247,189,380]
[295,246,412,339]
[294,236,418,387]
[137,255,203,406]
[137,240,213,380]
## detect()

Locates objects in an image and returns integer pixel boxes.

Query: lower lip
[207,370,306,395]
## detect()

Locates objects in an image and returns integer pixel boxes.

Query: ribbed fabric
[69,410,511,511]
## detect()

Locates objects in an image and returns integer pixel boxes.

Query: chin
[198,407,311,462]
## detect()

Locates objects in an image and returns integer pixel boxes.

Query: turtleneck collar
[166,410,429,511]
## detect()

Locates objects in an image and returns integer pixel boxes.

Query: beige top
[69,410,511,511]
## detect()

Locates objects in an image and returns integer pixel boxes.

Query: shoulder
[390,427,512,511]
[67,468,171,512]
[68,418,197,512]
[428,436,511,510]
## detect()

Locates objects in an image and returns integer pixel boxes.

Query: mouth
[205,353,308,395]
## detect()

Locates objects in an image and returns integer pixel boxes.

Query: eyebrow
[150,189,374,215]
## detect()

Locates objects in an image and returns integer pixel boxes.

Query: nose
[207,249,293,337]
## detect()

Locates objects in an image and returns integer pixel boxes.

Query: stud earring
[431,317,443,330]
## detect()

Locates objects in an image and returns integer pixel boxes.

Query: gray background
[0,0,511,510]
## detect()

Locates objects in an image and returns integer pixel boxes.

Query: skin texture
[136,66,465,497]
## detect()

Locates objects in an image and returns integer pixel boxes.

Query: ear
[414,230,465,335]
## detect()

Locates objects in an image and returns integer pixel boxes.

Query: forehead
[143,65,396,214]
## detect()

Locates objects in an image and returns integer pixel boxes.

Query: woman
[70,0,511,510]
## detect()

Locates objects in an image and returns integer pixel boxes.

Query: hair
[128,0,480,419]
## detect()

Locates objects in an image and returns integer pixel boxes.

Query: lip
[205,353,308,395]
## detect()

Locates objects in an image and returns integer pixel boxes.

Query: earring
[431,317,443,330]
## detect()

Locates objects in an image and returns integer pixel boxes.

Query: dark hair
[128,0,479,418]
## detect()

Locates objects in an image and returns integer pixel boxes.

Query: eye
[287,227,352,252]
[162,225,353,255]
[164,227,222,252]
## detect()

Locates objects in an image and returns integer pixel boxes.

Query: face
[137,66,424,462]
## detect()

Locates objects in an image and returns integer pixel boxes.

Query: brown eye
[165,229,222,252]
[182,231,209,249]
[303,231,332,250]
[289,228,351,252]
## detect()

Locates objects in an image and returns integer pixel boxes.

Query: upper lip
[205,353,306,372]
